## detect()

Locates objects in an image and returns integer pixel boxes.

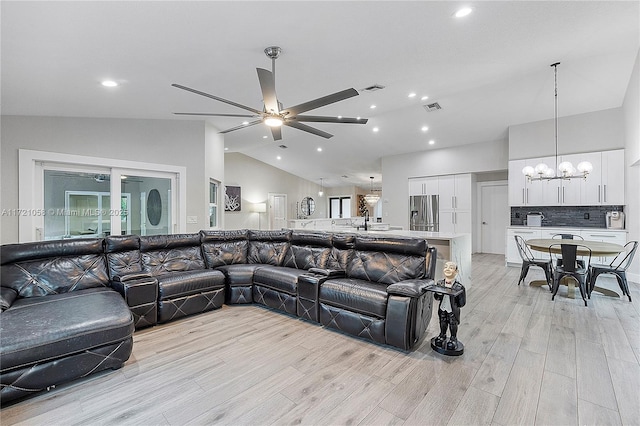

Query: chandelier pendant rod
[552,62,560,173]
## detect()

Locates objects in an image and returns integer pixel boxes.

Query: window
[209,180,219,228]
[329,196,351,218]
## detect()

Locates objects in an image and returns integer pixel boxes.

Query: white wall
[622,49,640,282]
[0,116,223,243]
[508,108,624,160]
[381,139,509,230]
[224,152,325,230]
[204,122,226,229]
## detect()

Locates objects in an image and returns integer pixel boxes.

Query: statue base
[430,336,464,356]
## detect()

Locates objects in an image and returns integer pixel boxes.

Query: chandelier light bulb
[577,161,593,174]
[522,166,535,177]
[534,163,549,174]
[558,161,573,175]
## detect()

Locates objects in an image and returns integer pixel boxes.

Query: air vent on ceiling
[423,102,442,112]
[362,84,385,92]
[279,144,288,149]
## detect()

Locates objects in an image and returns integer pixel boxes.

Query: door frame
[476,180,509,254]
[19,149,186,242]
[268,193,287,230]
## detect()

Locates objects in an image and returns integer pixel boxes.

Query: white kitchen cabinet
[510,150,625,206]
[506,228,542,265]
[408,177,438,196]
[438,174,472,210]
[439,174,472,233]
[508,157,555,206]
[580,229,627,264]
[601,149,624,205]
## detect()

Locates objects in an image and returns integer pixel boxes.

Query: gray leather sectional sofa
[0,229,436,403]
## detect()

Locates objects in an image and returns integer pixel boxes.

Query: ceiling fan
[172,46,368,140]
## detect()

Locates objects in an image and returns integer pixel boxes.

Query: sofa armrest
[112,272,153,282]
[110,277,158,307]
[0,287,18,311]
[387,279,434,298]
[307,268,346,278]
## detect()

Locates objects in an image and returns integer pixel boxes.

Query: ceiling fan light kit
[523,62,593,182]
[172,46,368,141]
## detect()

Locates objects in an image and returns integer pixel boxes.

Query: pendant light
[364,176,380,205]
[522,62,593,182]
[318,178,324,196]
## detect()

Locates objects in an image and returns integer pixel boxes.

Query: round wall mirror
[301,197,315,216]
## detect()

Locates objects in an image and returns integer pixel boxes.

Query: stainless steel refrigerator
[409,195,439,232]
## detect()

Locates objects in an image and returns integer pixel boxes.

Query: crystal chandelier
[522,62,593,182]
[363,176,380,205]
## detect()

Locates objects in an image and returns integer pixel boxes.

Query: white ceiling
[2,1,639,188]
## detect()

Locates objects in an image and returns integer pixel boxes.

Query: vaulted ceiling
[2,1,638,188]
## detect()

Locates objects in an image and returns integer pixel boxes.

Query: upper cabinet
[508,149,624,206]
[408,177,438,196]
[439,174,472,211]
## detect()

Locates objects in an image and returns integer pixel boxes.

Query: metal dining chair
[515,235,552,289]
[549,243,591,306]
[551,233,585,268]
[588,241,638,302]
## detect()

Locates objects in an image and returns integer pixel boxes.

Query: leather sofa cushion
[290,231,333,247]
[1,253,109,298]
[282,246,331,270]
[0,287,134,372]
[142,246,206,276]
[107,250,143,279]
[156,269,225,300]
[216,264,262,286]
[201,240,249,269]
[354,235,427,256]
[253,266,307,295]
[0,238,104,265]
[325,233,355,270]
[320,278,389,319]
[140,234,201,251]
[248,241,288,266]
[347,251,425,284]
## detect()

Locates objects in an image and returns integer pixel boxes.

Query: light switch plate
[187,216,198,224]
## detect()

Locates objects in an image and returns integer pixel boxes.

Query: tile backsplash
[511,205,624,228]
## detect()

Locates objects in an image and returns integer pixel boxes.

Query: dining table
[525,238,625,298]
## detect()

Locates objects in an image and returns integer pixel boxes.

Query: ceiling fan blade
[219,119,263,134]
[290,115,368,124]
[257,68,279,114]
[270,126,282,141]
[172,84,263,115]
[174,113,258,117]
[282,88,359,116]
[284,121,333,139]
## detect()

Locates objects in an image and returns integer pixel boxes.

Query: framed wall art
[224,185,241,211]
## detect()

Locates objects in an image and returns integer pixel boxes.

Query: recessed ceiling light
[454,7,473,18]
[429,140,435,145]
[408,93,416,98]
[421,126,429,132]
[224,147,229,151]
[370,105,376,109]
[373,127,379,132]
[242,121,249,125]
[263,135,268,139]
[317,147,323,152]
[101,80,118,87]
[277,155,282,160]
[357,117,361,120]
[421,96,429,101]
[338,115,343,119]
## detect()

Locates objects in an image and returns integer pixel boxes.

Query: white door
[480,183,509,254]
[268,193,287,230]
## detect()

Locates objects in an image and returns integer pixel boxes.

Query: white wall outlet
[187,216,198,224]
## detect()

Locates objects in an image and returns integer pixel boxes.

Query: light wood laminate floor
[2,254,639,425]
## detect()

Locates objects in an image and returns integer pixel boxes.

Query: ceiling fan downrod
[264,46,281,81]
